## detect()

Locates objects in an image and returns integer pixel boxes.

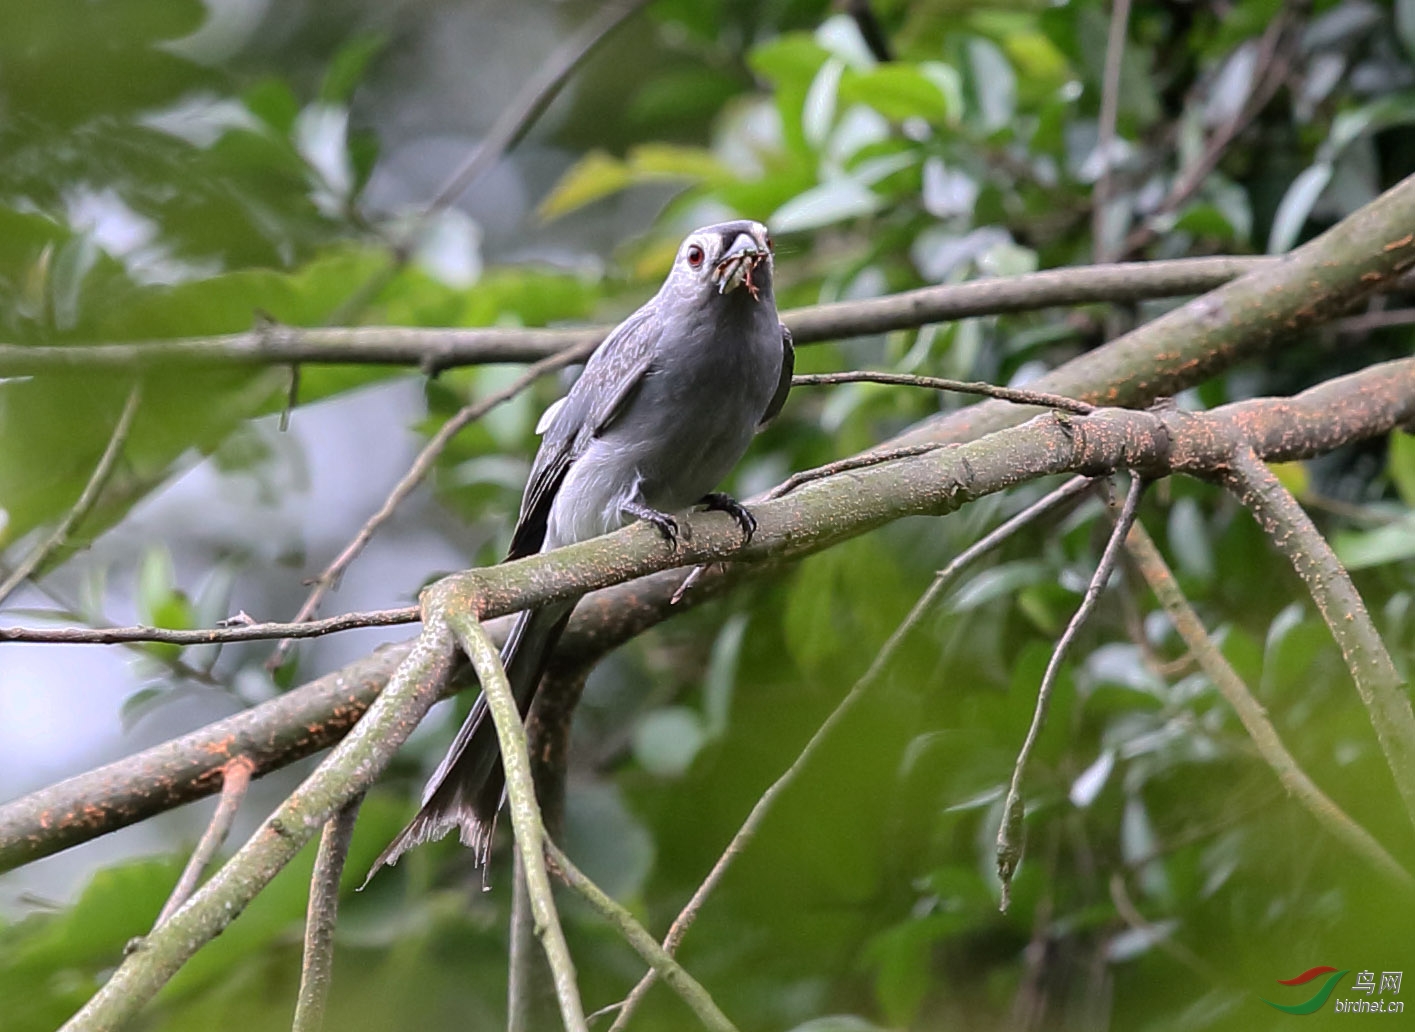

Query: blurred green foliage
[4,0,1415,1030]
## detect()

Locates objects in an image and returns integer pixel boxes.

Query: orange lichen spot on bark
[1362,271,1384,283]
[203,734,238,757]
[1384,234,1414,251]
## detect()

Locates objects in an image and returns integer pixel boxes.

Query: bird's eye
[686,244,704,267]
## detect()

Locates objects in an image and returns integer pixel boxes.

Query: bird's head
[664,220,774,304]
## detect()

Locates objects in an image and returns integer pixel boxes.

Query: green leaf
[1389,430,1415,507]
[1267,163,1331,254]
[537,152,633,221]
[633,706,708,777]
[748,34,832,88]
[321,33,385,104]
[840,64,954,123]
[770,177,881,233]
[1333,518,1415,570]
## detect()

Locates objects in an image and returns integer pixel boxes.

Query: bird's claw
[699,492,756,542]
[623,500,681,548]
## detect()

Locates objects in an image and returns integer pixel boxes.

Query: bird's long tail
[367,597,577,877]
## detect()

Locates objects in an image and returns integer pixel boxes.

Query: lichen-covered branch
[7,358,1415,873]
[436,593,587,1032]
[1220,447,1415,826]
[292,794,364,1032]
[0,257,1274,375]
[60,620,457,1031]
[1121,521,1412,885]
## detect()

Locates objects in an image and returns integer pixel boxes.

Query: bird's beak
[712,232,768,295]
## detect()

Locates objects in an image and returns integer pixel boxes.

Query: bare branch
[609,476,1099,1030]
[1123,14,1294,255]
[890,172,1415,451]
[0,257,1276,376]
[545,838,738,1032]
[293,795,364,1032]
[154,755,254,925]
[12,161,1415,868]
[1093,0,1134,262]
[0,382,142,606]
[60,619,456,1031]
[1121,520,1412,885]
[437,596,586,1032]
[1219,446,1415,827]
[1,606,419,646]
[790,371,1095,414]
[996,475,1146,911]
[424,0,650,217]
[9,358,1415,871]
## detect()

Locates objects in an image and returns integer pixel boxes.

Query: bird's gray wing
[506,305,662,560]
[759,323,794,427]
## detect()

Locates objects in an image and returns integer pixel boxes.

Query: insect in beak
[712,232,768,297]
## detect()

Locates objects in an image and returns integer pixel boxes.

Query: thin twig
[440,600,587,1032]
[1,605,419,646]
[1220,446,1415,829]
[293,795,364,1032]
[791,371,1094,414]
[545,838,738,1032]
[1123,13,1292,255]
[610,476,1099,1030]
[154,755,255,926]
[1331,307,1415,337]
[1108,873,1225,983]
[996,475,1145,910]
[270,343,592,668]
[1120,520,1412,885]
[0,383,142,607]
[424,0,649,216]
[1093,0,1134,262]
[845,0,894,62]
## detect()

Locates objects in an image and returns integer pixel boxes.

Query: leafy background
[2,0,1415,1029]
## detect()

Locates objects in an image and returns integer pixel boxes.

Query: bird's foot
[622,500,681,548]
[699,492,756,542]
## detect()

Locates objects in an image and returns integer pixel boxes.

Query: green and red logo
[1262,966,1349,1015]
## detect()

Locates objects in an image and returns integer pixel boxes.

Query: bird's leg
[621,499,681,548]
[698,492,756,542]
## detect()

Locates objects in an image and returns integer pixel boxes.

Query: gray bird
[373,220,793,872]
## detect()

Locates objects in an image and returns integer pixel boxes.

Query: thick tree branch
[13,167,1415,867]
[61,619,457,1031]
[293,795,364,1032]
[1121,521,1412,885]
[7,358,1415,872]
[0,257,1274,376]
[435,595,587,1032]
[1220,447,1415,826]
[891,172,1415,449]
